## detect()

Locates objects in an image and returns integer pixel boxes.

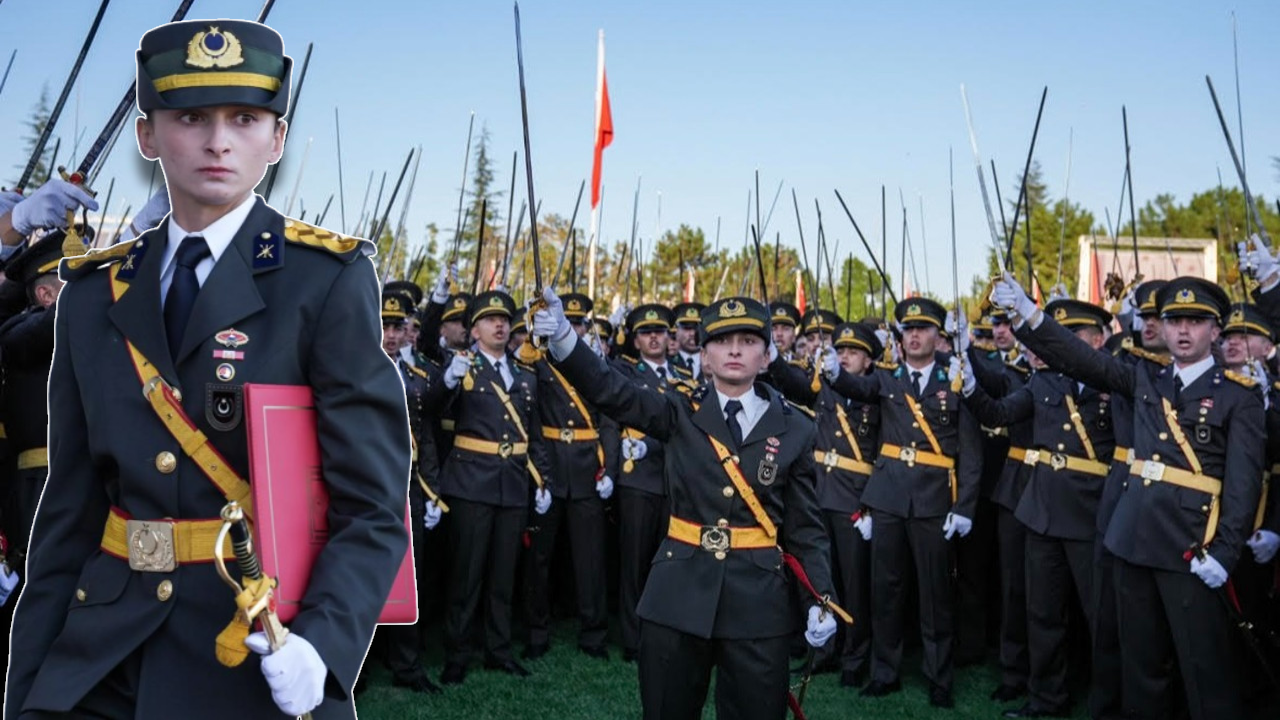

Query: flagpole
[587,29,607,301]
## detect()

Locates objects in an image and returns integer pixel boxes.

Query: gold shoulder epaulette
[788,400,815,418]
[1224,369,1258,388]
[875,360,899,371]
[514,360,537,374]
[60,239,137,273]
[408,364,428,379]
[1126,344,1172,366]
[971,340,996,352]
[282,218,369,260]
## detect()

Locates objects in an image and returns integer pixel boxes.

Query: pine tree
[13,84,53,187]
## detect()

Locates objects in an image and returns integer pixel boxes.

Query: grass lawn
[354,622,1093,720]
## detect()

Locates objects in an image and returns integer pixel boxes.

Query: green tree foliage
[12,85,53,187]
[988,161,1096,299]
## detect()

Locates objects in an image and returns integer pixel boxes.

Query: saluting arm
[1016,314,1136,397]
[962,379,1034,429]
[767,354,820,406]
[551,337,680,443]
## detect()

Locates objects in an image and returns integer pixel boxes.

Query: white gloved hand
[621,437,648,461]
[1130,311,1145,334]
[1240,237,1280,286]
[596,474,614,500]
[804,605,838,647]
[244,631,327,717]
[853,513,872,541]
[951,313,971,356]
[942,512,973,540]
[874,328,890,351]
[1248,530,1280,564]
[993,272,1036,320]
[442,351,472,389]
[819,346,840,382]
[0,191,23,218]
[532,287,575,360]
[534,487,552,515]
[949,355,976,397]
[1049,283,1070,302]
[423,500,443,530]
[609,304,628,328]
[1189,553,1228,589]
[120,189,170,242]
[431,262,459,303]
[10,179,99,235]
[0,565,19,607]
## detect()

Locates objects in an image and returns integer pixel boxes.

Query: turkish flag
[590,31,613,210]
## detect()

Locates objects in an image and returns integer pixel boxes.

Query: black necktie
[656,366,667,380]
[724,399,744,448]
[1173,375,1183,404]
[910,370,923,398]
[164,235,211,358]
[494,359,509,389]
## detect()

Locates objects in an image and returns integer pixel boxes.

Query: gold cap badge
[1054,307,1068,321]
[907,304,921,316]
[719,300,746,318]
[567,299,582,311]
[185,27,245,69]
[1175,288,1195,304]
[1229,308,1245,324]
[645,309,659,321]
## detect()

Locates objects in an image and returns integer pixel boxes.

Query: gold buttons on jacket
[723,486,735,498]
[75,589,86,602]
[714,551,727,561]
[1158,432,1168,441]
[716,518,729,528]
[155,452,177,474]
[157,580,174,602]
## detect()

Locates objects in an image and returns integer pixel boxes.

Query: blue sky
[1,0,1277,291]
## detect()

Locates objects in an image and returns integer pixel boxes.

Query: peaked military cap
[833,321,883,358]
[627,303,673,333]
[561,292,593,320]
[1134,279,1168,317]
[5,225,94,286]
[136,20,292,115]
[673,302,706,326]
[511,307,528,335]
[470,290,516,324]
[1046,299,1112,332]
[593,317,613,341]
[895,297,947,329]
[441,293,472,322]
[380,291,409,321]
[768,301,801,328]
[384,280,423,308]
[801,308,842,335]
[988,307,1011,324]
[1157,277,1229,323]
[1223,302,1274,340]
[700,297,770,345]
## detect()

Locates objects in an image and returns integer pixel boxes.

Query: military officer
[385,279,427,368]
[523,292,617,660]
[533,292,840,720]
[430,290,553,685]
[670,302,706,380]
[961,299,1117,717]
[996,273,1264,720]
[820,297,983,708]
[768,301,802,360]
[7,20,411,719]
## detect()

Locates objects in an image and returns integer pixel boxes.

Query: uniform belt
[540,426,600,443]
[1021,448,1109,477]
[1114,446,1133,464]
[0,422,6,439]
[667,516,775,552]
[1129,459,1222,547]
[1007,447,1027,463]
[879,443,954,470]
[100,507,231,572]
[814,449,873,476]
[17,447,48,470]
[453,435,528,459]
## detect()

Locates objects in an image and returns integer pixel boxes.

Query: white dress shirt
[478,348,514,389]
[1172,354,1215,390]
[159,194,257,306]
[717,386,769,441]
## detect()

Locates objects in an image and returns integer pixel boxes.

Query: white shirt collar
[716,384,769,436]
[478,348,507,367]
[1173,354,1215,388]
[905,360,935,382]
[162,194,257,278]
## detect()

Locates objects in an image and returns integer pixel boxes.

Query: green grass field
[354,622,1092,720]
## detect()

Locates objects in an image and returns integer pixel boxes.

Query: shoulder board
[1224,369,1258,388]
[59,239,138,279]
[1006,361,1031,375]
[514,361,537,374]
[282,218,371,263]
[875,361,899,372]
[1126,344,1172,366]
[673,382,694,395]
[408,364,428,379]
[691,384,710,403]
[972,340,996,352]
[787,400,815,418]
[620,355,640,367]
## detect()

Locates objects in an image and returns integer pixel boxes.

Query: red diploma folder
[243,383,418,624]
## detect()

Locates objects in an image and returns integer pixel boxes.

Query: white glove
[1240,238,1280,287]
[442,351,472,389]
[992,272,1036,320]
[1189,553,1228,589]
[853,513,872,541]
[874,328,890,351]
[596,474,614,500]
[10,179,99,235]
[423,500,443,530]
[120,189,170,242]
[1121,285,1139,316]
[608,304,627,328]
[1048,283,1070,302]
[942,512,973,540]
[949,355,975,397]
[0,565,19,607]
[531,287,575,360]
[244,632,327,716]
[431,262,458,303]
[819,346,840,382]
[1248,530,1280,564]
[804,605,838,647]
[621,437,648,461]
[1130,311,1145,334]
[0,190,23,218]
[534,487,552,515]
[951,313,970,356]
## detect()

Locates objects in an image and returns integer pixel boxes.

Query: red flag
[684,267,695,302]
[794,269,807,313]
[1089,245,1102,305]
[590,31,613,210]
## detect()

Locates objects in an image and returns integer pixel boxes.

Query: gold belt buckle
[1141,460,1165,482]
[1023,449,1041,467]
[560,428,575,444]
[126,519,176,573]
[1050,453,1068,471]
[700,526,730,553]
[498,441,514,459]
[823,450,838,471]
[898,446,917,466]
